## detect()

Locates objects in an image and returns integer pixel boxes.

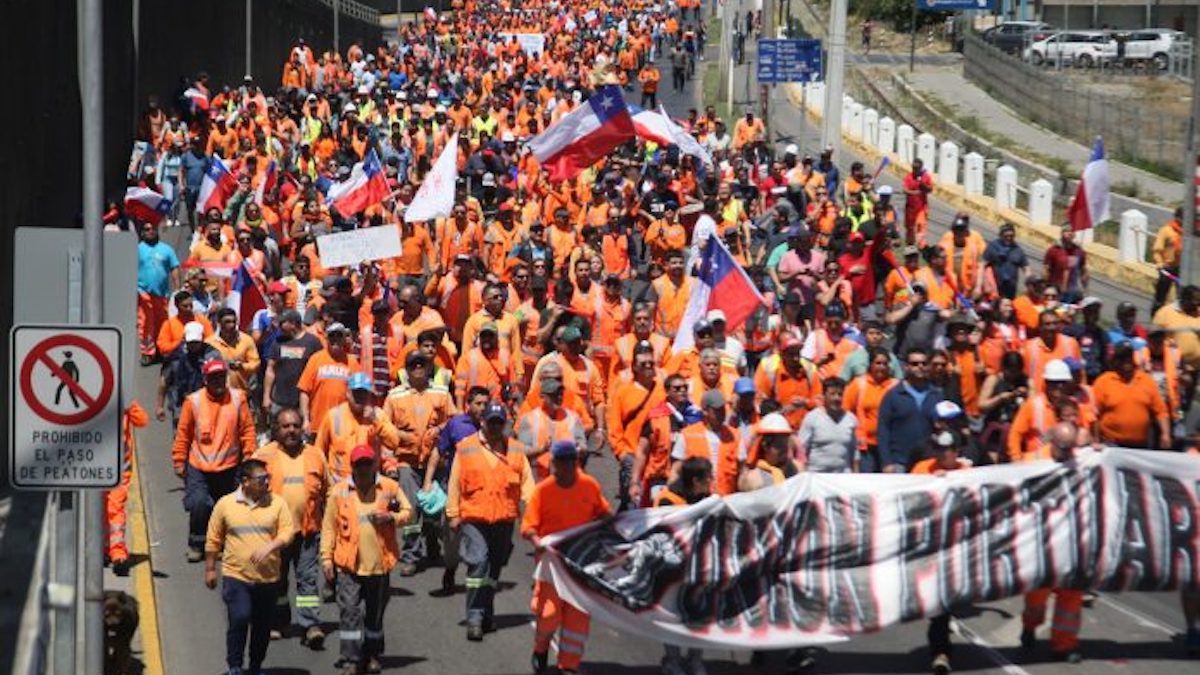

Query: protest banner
[497,32,547,56]
[536,448,1200,649]
[315,225,402,268]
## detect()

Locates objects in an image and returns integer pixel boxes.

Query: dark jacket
[877,381,944,469]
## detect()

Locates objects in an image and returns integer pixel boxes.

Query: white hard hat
[1043,359,1072,383]
[757,413,793,435]
[877,185,894,196]
[785,144,799,155]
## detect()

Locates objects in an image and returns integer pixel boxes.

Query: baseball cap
[202,359,227,376]
[784,144,799,155]
[877,185,893,196]
[848,232,865,243]
[952,214,970,229]
[279,310,303,325]
[268,280,288,295]
[700,389,726,409]
[483,402,508,422]
[541,379,563,395]
[1043,359,1072,383]
[757,412,792,435]
[326,322,349,336]
[903,245,921,257]
[347,372,373,391]
[501,131,516,143]
[405,351,431,368]
[550,439,578,459]
[454,253,472,264]
[183,321,205,343]
[780,333,802,351]
[825,302,848,319]
[706,309,727,324]
[1079,296,1103,310]
[350,445,375,465]
[734,377,756,396]
[693,319,712,334]
[560,325,582,342]
[934,400,963,420]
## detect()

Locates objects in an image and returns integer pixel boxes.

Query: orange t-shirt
[296,350,360,431]
[520,472,610,538]
[1092,371,1168,446]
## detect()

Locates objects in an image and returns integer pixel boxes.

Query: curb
[129,448,165,675]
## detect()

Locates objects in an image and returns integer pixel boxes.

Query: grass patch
[706,14,721,43]
[702,62,726,117]
[1111,179,1143,201]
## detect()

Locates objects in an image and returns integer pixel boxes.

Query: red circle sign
[19,334,115,426]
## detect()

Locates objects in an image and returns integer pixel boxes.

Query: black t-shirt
[268,332,323,407]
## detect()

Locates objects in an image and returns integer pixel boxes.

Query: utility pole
[78,0,106,673]
[333,0,341,55]
[245,0,253,78]
[823,0,847,155]
[1180,20,1200,284]
[909,0,917,72]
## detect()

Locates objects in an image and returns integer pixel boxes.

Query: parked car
[1118,28,1187,70]
[1023,31,1117,67]
[981,21,1055,54]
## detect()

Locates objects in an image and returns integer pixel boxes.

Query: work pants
[1023,588,1084,654]
[617,453,635,512]
[184,465,237,551]
[928,613,952,656]
[460,521,514,627]
[531,580,591,671]
[396,466,430,564]
[336,572,390,665]
[672,67,686,91]
[273,533,321,631]
[137,292,169,358]
[222,577,277,671]
[104,470,132,563]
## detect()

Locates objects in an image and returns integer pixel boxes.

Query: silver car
[1024,31,1117,68]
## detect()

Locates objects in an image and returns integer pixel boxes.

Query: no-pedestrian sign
[10,325,123,489]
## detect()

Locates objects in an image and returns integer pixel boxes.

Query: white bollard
[842,97,855,133]
[963,152,984,195]
[916,133,937,170]
[938,141,959,186]
[810,82,826,115]
[1029,179,1054,227]
[1119,209,1148,263]
[878,117,896,155]
[995,165,1018,210]
[897,125,915,165]
[863,108,879,147]
[848,103,864,141]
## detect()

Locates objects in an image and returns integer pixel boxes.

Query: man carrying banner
[671,389,743,496]
[655,457,713,675]
[521,440,611,674]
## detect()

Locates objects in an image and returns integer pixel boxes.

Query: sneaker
[269,629,283,640]
[186,548,204,563]
[397,561,418,577]
[687,650,708,675]
[441,569,455,594]
[1082,591,1097,608]
[466,624,484,641]
[302,625,326,650]
[531,651,549,673]
[111,559,130,577]
[661,656,688,675]
[365,656,382,673]
[1020,629,1036,650]
[1053,650,1083,664]
[1188,628,1200,656]
[931,653,951,675]
[340,664,360,675]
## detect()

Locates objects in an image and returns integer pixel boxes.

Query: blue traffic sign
[917,0,995,11]
[757,38,823,84]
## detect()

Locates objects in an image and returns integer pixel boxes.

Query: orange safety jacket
[450,436,532,524]
[679,422,741,496]
[172,389,255,474]
[326,476,402,573]
[254,442,327,535]
[316,402,402,483]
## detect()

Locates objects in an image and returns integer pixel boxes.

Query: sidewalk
[905,67,1184,207]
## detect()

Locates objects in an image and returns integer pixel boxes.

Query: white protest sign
[316,225,403,268]
[498,32,547,57]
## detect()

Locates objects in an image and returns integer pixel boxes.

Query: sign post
[10,325,122,490]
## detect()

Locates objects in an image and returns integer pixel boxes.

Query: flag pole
[1180,22,1200,285]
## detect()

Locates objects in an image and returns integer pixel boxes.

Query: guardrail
[316,0,381,25]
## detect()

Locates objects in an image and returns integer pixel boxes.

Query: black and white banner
[536,449,1200,648]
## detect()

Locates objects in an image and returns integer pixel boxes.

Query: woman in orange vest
[320,445,412,675]
[842,348,897,472]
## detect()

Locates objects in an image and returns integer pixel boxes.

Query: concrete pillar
[1029,178,1054,227]
[863,108,879,147]
[938,141,959,186]
[877,117,895,155]
[916,133,937,170]
[963,152,984,195]
[897,124,915,165]
[995,165,1019,210]
[848,103,864,141]
[1119,209,1149,263]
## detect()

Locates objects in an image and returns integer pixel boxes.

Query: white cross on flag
[405,135,459,223]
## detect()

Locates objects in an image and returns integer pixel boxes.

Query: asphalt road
[136,44,1191,675]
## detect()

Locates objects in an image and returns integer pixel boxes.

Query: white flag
[658,105,713,166]
[405,135,458,222]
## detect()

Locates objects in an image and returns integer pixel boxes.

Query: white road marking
[951,618,1034,675]
[1096,595,1182,637]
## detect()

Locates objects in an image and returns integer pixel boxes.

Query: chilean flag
[628,103,674,145]
[254,159,278,205]
[197,156,237,213]
[124,186,171,225]
[673,236,766,352]
[228,261,267,331]
[327,149,390,218]
[183,86,210,112]
[1066,137,1111,231]
[424,6,438,22]
[528,85,635,181]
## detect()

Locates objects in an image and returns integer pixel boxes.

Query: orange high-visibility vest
[328,477,401,573]
[680,422,741,496]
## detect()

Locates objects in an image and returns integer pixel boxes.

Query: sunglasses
[907,360,928,366]
[246,474,270,484]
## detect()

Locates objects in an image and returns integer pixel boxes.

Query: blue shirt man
[137,225,181,298]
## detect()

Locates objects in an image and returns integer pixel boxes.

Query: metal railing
[316,0,381,25]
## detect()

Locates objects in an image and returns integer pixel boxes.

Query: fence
[963,31,1187,179]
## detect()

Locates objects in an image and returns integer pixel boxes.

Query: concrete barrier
[996,165,1018,210]
[898,125,915,164]
[1029,178,1054,227]
[963,152,984,195]
[848,102,864,141]
[1119,210,1149,263]
[878,117,895,155]
[938,141,959,186]
[863,108,879,147]
[917,133,937,170]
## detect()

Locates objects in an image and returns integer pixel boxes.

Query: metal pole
[823,0,847,155]
[245,0,252,78]
[333,0,341,55]
[726,3,736,118]
[1180,21,1200,284]
[78,0,106,673]
[909,0,917,73]
[397,0,402,43]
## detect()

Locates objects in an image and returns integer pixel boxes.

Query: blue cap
[347,372,373,392]
[483,402,508,422]
[550,439,578,459]
[734,377,756,395]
